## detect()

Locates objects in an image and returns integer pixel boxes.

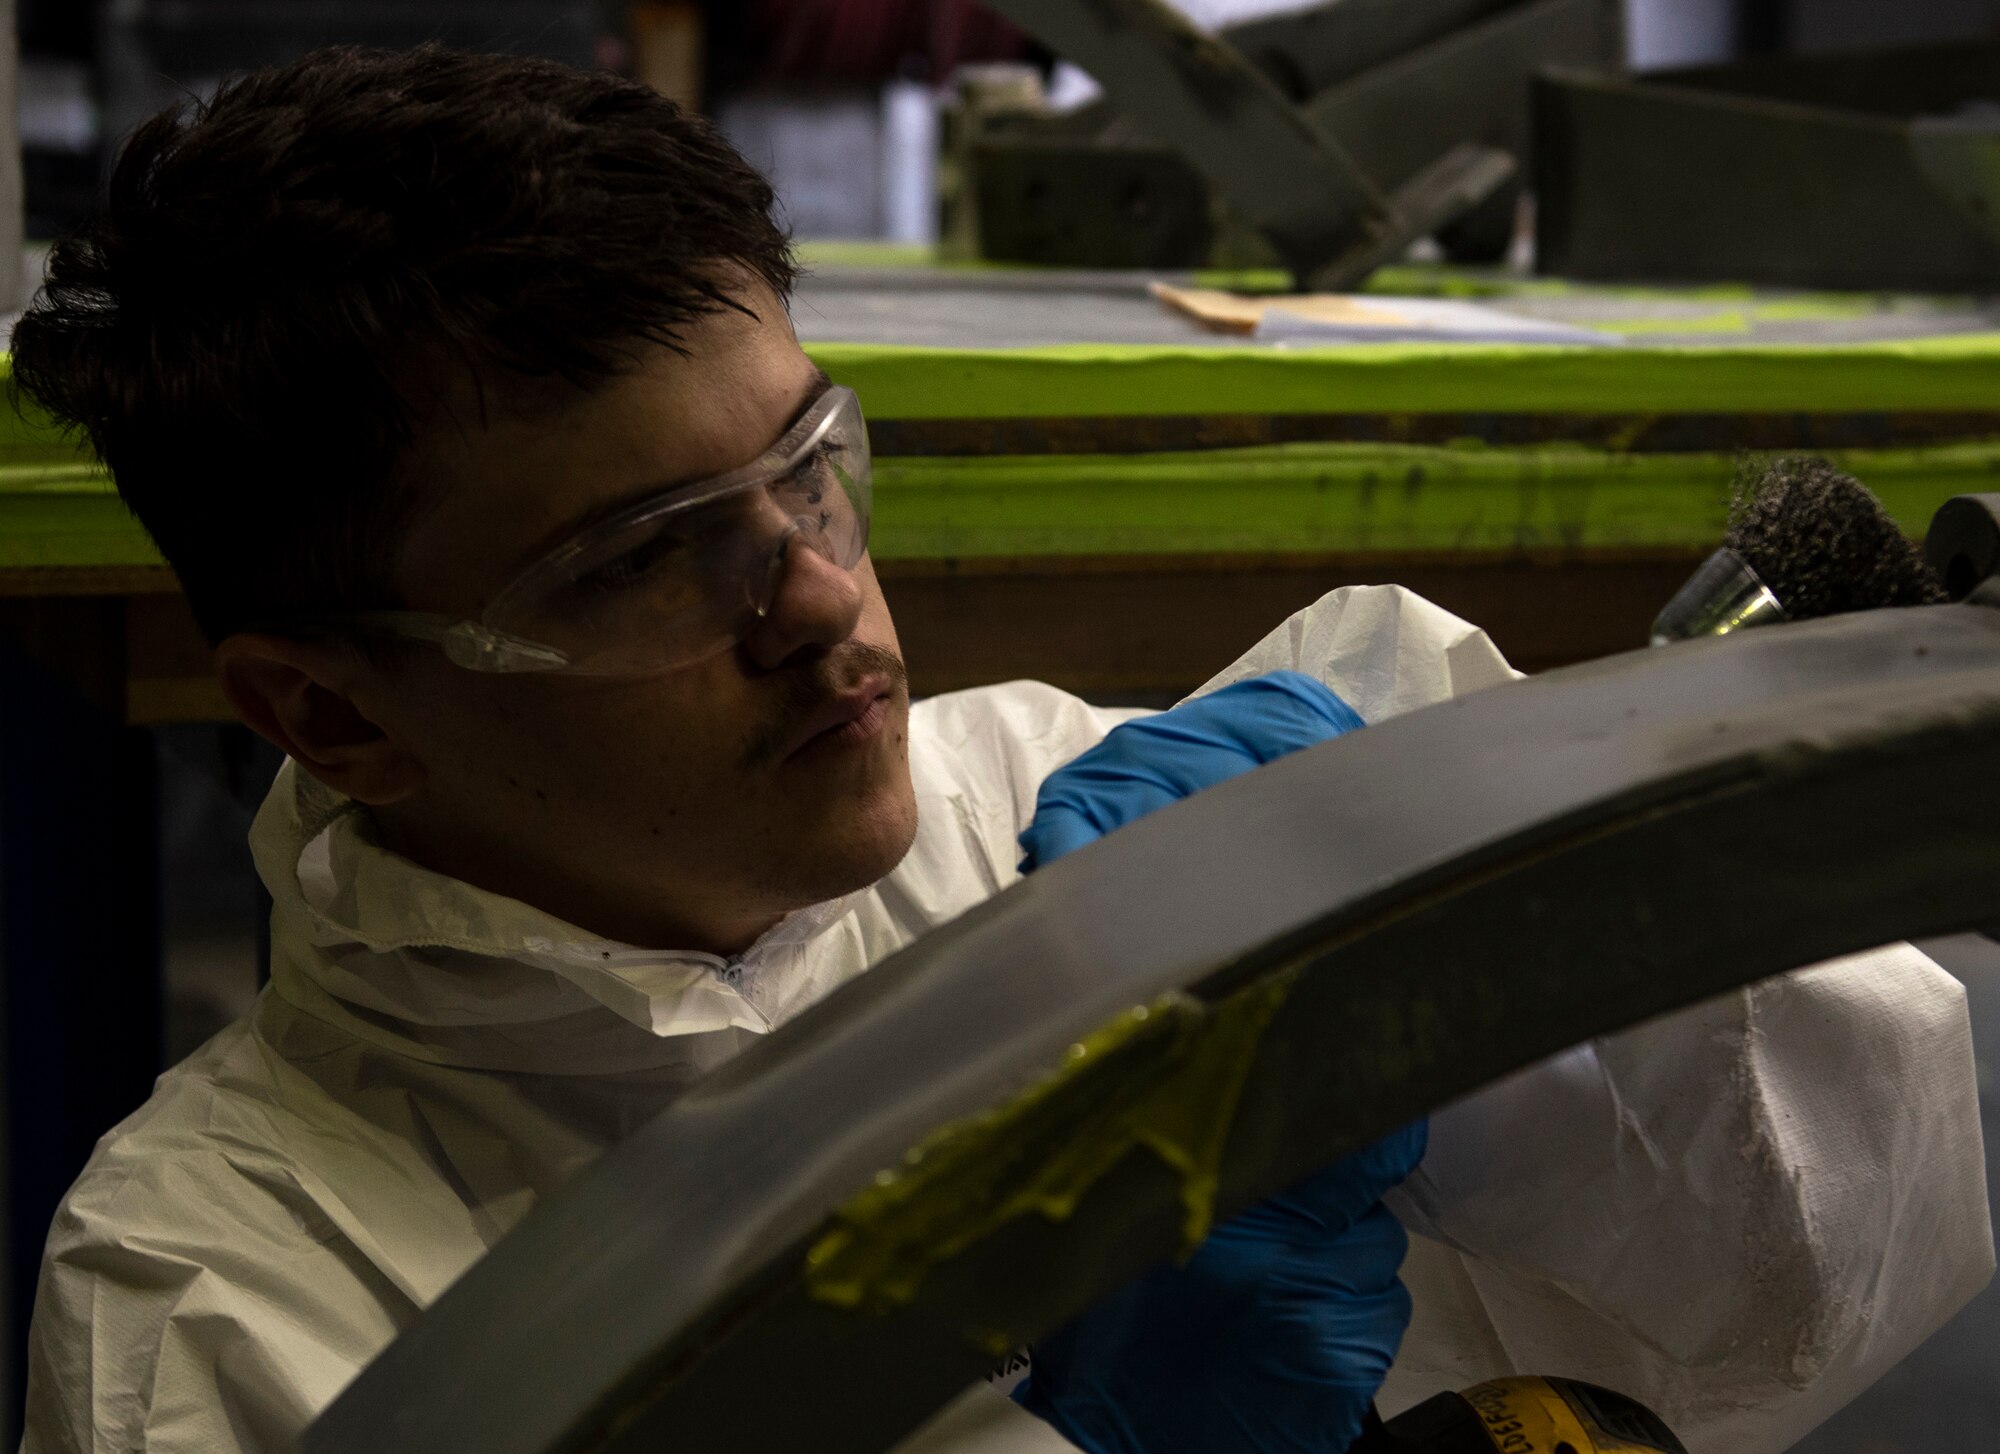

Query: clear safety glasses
[315,385,872,677]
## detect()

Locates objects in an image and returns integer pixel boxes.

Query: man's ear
[214,634,427,805]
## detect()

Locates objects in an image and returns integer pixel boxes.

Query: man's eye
[575,533,686,595]
[783,442,843,504]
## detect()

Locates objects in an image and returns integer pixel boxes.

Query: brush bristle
[1724,456,1946,619]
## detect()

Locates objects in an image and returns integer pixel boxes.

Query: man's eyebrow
[507,368,836,576]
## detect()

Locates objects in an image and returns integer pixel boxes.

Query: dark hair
[9,43,797,642]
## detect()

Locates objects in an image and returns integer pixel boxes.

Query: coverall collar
[248,759,864,1059]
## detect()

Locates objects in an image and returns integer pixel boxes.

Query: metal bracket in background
[1306,143,1519,290]
[1303,0,1619,259]
[1221,0,1523,103]
[307,603,2000,1454]
[973,0,1392,282]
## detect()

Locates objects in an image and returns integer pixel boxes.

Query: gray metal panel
[1534,69,2000,291]
[1910,117,2000,248]
[309,605,2000,1454]
[1647,38,2000,118]
[97,1,600,163]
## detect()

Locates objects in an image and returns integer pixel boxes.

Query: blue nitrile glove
[1017,671,1367,873]
[1014,670,1424,1454]
[1012,1144,1425,1454]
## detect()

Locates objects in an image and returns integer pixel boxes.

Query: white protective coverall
[20,585,1994,1454]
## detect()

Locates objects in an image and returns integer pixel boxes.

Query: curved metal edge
[583,708,2000,1454]
[305,607,2000,1454]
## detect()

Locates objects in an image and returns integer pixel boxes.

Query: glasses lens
[484,387,873,675]
[503,497,765,664]
[769,399,871,569]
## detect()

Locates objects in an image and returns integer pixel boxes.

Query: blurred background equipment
[942,0,2000,289]
[628,1,703,111]
[18,0,2000,278]
[1536,41,2000,290]
[1928,494,2000,601]
[959,0,1530,287]
[710,1,1035,242]
[95,1,603,180]
[959,0,1617,274]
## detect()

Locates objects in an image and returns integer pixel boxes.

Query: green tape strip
[0,465,155,569]
[7,441,1999,569]
[866,441,2000,559]
[0,360,144,564]
[804,972,1295,1331]
[8,346,2000,568]
[808,336,2000,420]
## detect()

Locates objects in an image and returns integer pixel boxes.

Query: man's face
[353,284,918,953]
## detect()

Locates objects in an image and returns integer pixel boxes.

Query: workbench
[8,261,2000,709]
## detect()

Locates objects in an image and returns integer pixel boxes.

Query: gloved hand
[1018,671,1368,872]
[1013,1149,1424,1454]
[1014,670,1424,1454]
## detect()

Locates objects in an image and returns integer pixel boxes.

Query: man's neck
[367,802,783,958]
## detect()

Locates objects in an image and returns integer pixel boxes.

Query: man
[8,43,1991,1454]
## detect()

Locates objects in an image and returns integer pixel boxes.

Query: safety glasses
[307,385,872,676]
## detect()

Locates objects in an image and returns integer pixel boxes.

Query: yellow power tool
[1354,1376,1688,1454]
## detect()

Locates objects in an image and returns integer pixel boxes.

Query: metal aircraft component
[1926,494,2000,602]
[1649,548,1787,645]
[1308,142,1520,291]
[1302,0,1619,260]
[309,605,2000,1454]
[970,142,1213,271]
[1647,36,2000,117]
[1222,0,1523,103]
[1535,50,2000,291]
[968,0,1613,276]
[975,0,1390,280]
[1909,114,2000,250]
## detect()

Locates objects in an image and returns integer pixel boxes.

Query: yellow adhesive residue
[804,970,1297,1313]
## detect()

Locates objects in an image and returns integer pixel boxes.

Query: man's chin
[784,781,920,906]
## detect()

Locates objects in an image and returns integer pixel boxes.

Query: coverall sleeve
[1382,944,1993,1454]
[1186,585,1996,1454]
[20,1151,407,1454]
[1180,582,1523,716]
[913,679,1151,853]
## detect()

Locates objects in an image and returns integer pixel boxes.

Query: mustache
[740,641,909,769]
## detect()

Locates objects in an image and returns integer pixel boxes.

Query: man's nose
[739,528,865,671]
